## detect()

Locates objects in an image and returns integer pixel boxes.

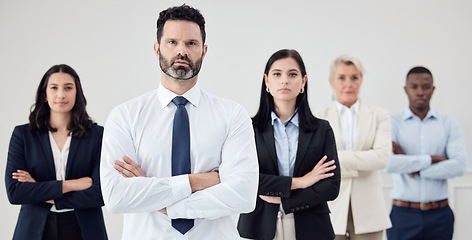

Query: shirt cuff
[418,155,432,169]
[170,174,192,199]
[167,175,192,218]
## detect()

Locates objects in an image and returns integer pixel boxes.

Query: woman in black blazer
[238,49,341,240]
[5,64,108,240]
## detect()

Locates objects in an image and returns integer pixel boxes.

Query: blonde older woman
[316,55,391,240]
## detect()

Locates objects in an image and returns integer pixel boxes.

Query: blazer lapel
[260,123,278,170]
[66,135,80,179]
[293,128,313,176]
[327,104,344,151]
[38,131,56,179]
[355,102,371,150]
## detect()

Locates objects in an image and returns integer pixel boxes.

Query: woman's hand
[12,170,36,182]
[259,195,282,204]
[291,156,336,190]
[63,177,93,194]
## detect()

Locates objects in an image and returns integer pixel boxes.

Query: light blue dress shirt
[386,107,467,202]
[271,111,299,178]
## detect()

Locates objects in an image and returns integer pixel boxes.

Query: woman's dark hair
[29,64,94,138]
[253,49,317,132]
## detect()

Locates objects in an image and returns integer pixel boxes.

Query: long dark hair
[29,64,94,138]
[253,49,317,132]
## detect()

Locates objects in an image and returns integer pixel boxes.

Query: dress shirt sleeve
[337,109,391,171]
[55,127,105,209]
[5,126,63,205]
[385,113,431,173]
[281,124,341,214]
[420,116,467,179]
[100,107,192,213]
[166,106,259,220]
[385,154,431,173]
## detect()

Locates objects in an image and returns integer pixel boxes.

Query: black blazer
[238,118,340,240]
[5,124,108,240]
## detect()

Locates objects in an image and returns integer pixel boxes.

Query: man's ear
[201,45,208,60]
[153,42,160,58]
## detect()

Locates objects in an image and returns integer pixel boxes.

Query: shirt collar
[335,99,360,114]
[402,106,438,120]
[271,111,299,127]
[157,81,201,108]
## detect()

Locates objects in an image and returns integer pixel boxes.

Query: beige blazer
[316,101,392,235]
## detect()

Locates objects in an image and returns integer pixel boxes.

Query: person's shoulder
[88,123,104,133]
[14,123,29,130]
[361,102,389,115]
[201,90,246,110]
[110,90,157,115]
[433,110,461,127]
[314,103,336,119]
[312,116,332,131]
[11,124,35,139]
[118,90,157,108]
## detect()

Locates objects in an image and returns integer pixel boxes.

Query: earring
[266,87,270,93]
[300,87,305,94]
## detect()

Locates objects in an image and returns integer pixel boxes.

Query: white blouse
[48,131,73,212]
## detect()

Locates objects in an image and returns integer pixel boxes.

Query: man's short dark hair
[156,4,206,44]
[407,66,433,79]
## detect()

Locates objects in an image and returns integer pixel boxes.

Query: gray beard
[159,51,202,80]
[163,66,195,80]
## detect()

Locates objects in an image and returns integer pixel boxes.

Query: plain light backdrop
[1,1,471,239]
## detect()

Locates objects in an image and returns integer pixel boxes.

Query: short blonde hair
[329,55,365,80]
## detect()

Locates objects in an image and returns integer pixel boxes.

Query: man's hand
[431,155,448,164]
[291,156,336,190]
[157,208,167,215]
[12,170,36,182]
[259,195,281,204]
[188,172,220,193]
[392,141,404,154]
[115,156,146,177]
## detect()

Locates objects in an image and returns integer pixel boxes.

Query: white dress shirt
[336,100,360,151]
[100,82,259,240]
[48,131,73,212]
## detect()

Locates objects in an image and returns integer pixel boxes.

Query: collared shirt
[336,100,360,151]
[386,107,467,202]
[271,111,299,178]
[48,131,73,213]
[100,82,258,240]
[271,111,299,212]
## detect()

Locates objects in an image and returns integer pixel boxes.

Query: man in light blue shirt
[386,66,467,240]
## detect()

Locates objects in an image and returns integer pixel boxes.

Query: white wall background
[1,0,471,239]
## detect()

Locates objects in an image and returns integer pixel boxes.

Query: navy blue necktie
[171,96,194,234]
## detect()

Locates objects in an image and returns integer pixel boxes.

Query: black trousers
[42,211,83,240]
